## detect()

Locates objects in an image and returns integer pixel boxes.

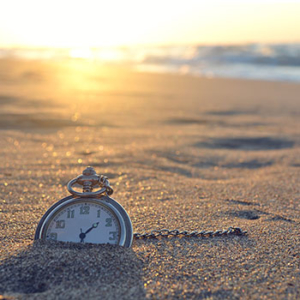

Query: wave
[142,44,300,67]
[137,44,300,82]
[1,43,300,82]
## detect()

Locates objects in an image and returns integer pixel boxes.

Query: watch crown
[82,166,97,176]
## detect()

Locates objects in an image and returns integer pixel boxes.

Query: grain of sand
[0,59,299,299]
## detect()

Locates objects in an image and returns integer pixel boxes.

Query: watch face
[39,198,126,245]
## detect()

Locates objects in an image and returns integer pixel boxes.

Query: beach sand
[0,58,299,299]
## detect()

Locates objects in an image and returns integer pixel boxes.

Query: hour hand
[79,228,86,242]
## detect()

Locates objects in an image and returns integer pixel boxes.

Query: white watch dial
[44,201,121,244]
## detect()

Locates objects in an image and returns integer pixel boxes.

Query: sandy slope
[0,59,299,299]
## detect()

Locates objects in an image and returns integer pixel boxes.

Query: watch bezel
[34,195,133,247]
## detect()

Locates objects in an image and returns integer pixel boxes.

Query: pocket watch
[35,167,247,247]
[35,167,133,247]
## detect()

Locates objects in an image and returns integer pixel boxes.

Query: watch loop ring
[67,166,113,197]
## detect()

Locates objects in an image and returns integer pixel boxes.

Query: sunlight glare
[0,0,300,47]
[69,48,93,59]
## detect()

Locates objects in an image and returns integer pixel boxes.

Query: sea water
[1,43,300,82]
[135,43,300,82]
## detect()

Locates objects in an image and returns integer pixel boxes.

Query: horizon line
[1,40,300,50]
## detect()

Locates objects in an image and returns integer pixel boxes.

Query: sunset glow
[0,0,300,48]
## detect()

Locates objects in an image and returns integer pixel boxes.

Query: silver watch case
[35,195,133,248]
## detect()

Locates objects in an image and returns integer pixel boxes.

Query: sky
[0,0,300,48]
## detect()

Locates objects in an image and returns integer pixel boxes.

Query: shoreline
[1,56,300,84]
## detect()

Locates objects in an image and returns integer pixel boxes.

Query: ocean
[1,43,300,82]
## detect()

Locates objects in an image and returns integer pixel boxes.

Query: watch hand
[84,222,99,235]
[79,222,99,243]
[79,228,86,243]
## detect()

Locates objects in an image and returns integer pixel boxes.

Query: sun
[69,48,93,59]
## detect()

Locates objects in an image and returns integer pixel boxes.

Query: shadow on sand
[0,240,145,299]
[195,137,294,151]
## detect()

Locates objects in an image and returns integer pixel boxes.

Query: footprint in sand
[230,210,261,220]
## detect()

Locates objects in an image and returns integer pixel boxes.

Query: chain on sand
[133,227,247,239]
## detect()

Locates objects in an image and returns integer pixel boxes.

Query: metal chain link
[134,227,247,239]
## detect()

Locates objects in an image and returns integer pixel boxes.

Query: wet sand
[0,59,299,299]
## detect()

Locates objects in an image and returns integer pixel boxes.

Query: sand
[0,59,299,299]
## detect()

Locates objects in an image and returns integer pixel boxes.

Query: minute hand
[85,222,99,234]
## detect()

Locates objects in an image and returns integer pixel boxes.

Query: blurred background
[1,0,300,132]
[1,0,300,82]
